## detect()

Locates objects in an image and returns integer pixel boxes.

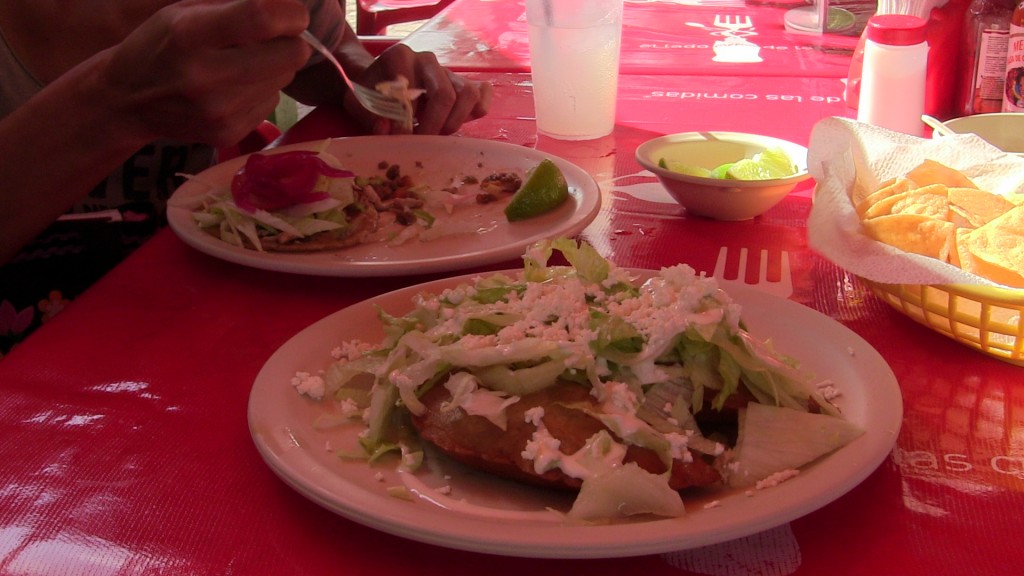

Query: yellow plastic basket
[860,279,1024,366]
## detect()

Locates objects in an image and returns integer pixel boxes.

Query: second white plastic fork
[712,246,793,299]
[299,30,413,128]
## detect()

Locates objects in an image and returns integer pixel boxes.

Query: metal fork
[299,30,414,128]
[711,246,793,299]
[713,14,754,32]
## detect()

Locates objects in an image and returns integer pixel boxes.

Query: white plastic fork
[299,30,414,128]
[711,246,793,299]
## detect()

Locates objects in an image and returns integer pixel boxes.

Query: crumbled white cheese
[524,406,545,427]
[338,397,361,419]
[522,419,562,474]
[817,380,842,401]
[755,469,800,490]
[332,340,376,361]
[291,371,326,400]
[664,432,694,463]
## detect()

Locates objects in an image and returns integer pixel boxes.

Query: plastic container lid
[865,14,928,46]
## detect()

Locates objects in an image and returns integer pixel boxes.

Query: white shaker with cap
[856,14,930,135]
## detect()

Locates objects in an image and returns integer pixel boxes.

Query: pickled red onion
[231,151,353,212]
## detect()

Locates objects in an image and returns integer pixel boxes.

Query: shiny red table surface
[400,0,869,76]
[3,73,1024,575]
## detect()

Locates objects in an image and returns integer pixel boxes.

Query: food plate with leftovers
[168,136,600,277]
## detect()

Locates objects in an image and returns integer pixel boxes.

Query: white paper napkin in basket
[807,117,1024,287]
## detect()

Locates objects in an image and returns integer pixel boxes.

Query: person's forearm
[0,52,151,264]
[334,21,376,77]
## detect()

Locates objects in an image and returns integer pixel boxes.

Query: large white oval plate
[248,271,902,558]
[168,136,600,277]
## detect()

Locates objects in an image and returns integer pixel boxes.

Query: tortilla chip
[905,159,978,189]
[856,160,1024,286]
[958,206,1024,287]
[957,238,1024,287]
[855,177,918,218]
[862,184,949,220]
[951,228,968,269]
[947,187,1016,228]
[861,214,956,261]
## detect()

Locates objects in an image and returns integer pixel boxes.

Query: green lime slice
[710,163,734,179]
[725,147,798,180]
[725,159,772,180]
[754,146,799,178]
[505,158,569,221]
[659,158,713,178]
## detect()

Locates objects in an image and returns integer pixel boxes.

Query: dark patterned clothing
[0,142,216,358]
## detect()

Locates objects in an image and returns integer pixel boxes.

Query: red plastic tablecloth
[400,0,869,76]
[2,72,1023,575]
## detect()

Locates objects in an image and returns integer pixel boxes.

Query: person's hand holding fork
[352,44,493,135]
[293,39,492,135]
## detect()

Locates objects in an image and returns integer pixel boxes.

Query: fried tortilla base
[410,381,723,492]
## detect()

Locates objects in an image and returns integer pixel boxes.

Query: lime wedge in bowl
[726,147,799,181]
[658,158,713,178]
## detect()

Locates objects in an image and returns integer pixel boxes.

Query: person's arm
[0,0,313,264]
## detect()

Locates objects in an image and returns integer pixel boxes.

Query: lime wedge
[725,147,798,180]
[710,163,734,179]
[505,159,569,221]
[725,159,773,180]
[659,158,713,178]
[754,146,799,178]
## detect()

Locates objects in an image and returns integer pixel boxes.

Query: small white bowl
[937,113,1024,156]
[635,132,810,221]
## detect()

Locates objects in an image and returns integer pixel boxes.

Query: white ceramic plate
[167,136,600,277]
[248,271,902,559]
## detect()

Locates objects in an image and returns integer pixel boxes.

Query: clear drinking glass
[525,0,624,140]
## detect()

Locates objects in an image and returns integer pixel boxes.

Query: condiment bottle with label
[857,14,930,135]
[959,0,1014,115]
[1003,0,1024,112]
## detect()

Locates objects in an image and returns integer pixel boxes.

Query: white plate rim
[167,136,601,277]
[248,270,903,558]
